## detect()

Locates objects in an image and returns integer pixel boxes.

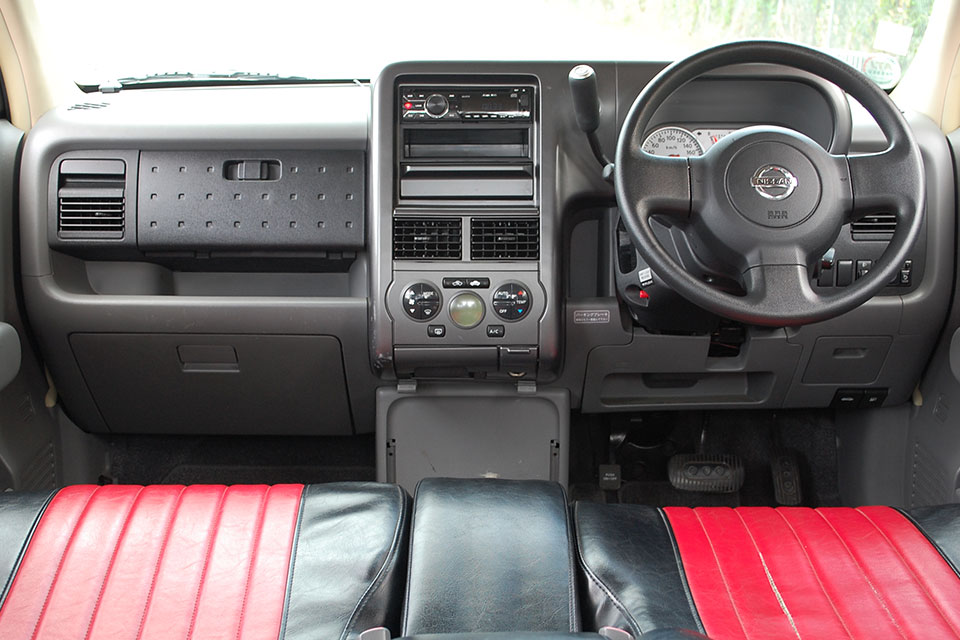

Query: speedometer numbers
[641,127,703,157]
[641,126,738,157]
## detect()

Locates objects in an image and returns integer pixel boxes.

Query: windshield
[36,0,933,90]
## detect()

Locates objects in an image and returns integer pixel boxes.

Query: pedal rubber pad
[668,454,744,493]
[772,450,803,506]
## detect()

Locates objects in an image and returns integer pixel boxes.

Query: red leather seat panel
[0,484,303,640]
[664,506,960,640]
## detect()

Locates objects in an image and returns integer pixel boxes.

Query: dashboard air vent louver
[57,159,126,239]
[471,218,539,260]
[393,218,462,260]
[851,213,896,240]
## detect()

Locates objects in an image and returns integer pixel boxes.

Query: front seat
[574,503,960,639]
[0,483,409,640]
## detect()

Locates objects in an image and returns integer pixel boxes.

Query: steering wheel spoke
[843,147,923,226]
[624,152,692,221]
[742,264,820,314]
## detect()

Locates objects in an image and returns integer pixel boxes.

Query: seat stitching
[733,510,801,640]
[572,503,643,637]
[234,485,270,640]
[83,486,146,640]
[29,486,101,640]
[812,509,907,639]
[135,485,187,640]
[185,485,229,640]
[691,509,750,640]
[855,507,960,638]
[342,485,408,640]
[773,510,854,640]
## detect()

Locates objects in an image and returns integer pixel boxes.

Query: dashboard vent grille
[393,218,462,260]
[57,160,127,239]
[851,213,896,240]
[471,218,539,260]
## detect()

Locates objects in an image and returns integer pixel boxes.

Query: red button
[638,289,650,299]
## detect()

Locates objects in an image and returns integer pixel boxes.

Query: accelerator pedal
[668,454,744,494]
[771,450,803,506]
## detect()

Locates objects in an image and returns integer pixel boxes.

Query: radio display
[461,93,520,114]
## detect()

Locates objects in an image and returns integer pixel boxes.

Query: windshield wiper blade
[93,72,365,93]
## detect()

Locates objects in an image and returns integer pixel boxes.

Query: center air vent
[57,159,126,239]
[393,218,462,260]
[471,218,539,260]
[851,213,896,240]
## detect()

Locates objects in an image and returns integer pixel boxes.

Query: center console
[377,75,547,379]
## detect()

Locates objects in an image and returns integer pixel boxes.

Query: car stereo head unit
[400,86,533,122]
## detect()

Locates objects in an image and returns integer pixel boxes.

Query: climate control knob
[402,283,441,321]
[492,283,532,321]
[425,94,449,117]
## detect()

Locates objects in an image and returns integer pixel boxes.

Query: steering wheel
[615,41,925,327]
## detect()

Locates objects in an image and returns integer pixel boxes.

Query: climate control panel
[391,273,542,350]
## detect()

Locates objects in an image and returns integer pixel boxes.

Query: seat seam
[342,485,408,640]
[691,508,750,640]
[773,510,854,640]
[83,486,146,640]
[234,485,271,640]
[135,485,187,640]
[277,485,308,640]
[29,486,101,640]
[658,509,706,635]
[812,509,907,639]
[854,507,960,638]
[0,490,57,610]
[400,481,423,635]
[732,510,801,640]
[559,483,578,632]
[572,503,643,637]
[185,485,229,640]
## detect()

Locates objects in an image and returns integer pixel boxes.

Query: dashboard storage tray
[137,151,364,253]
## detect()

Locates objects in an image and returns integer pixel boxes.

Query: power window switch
[836,260,854,287]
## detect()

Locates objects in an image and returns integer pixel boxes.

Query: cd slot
[400,163,533,199]
[404,128,529,159]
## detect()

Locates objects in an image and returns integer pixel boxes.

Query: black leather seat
[574,502,960,639]
[402,478,580,636]
[0,482,409,640]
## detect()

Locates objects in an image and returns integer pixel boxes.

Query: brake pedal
[668,454,744,493]
[772,450,803,506]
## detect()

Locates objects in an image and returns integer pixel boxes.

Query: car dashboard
[16,60,956,447]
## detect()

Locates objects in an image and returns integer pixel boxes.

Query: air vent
[57,159,126,239]
[851,213,896,240]
[393,218,462,260]
[471,218,539,260]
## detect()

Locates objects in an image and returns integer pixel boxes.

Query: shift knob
[568,64,601,133]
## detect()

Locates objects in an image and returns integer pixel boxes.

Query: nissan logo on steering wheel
[750,165,798,200]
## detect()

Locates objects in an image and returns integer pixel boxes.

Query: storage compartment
[70,334,352,435]
[801,336,893,384]
[581,328,802,410]
[137,150,364,252]
[376,384,569,493]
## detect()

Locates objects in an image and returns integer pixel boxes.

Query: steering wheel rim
[614,40,925,327]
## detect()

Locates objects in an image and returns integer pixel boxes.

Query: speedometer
[641,127,704,157]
